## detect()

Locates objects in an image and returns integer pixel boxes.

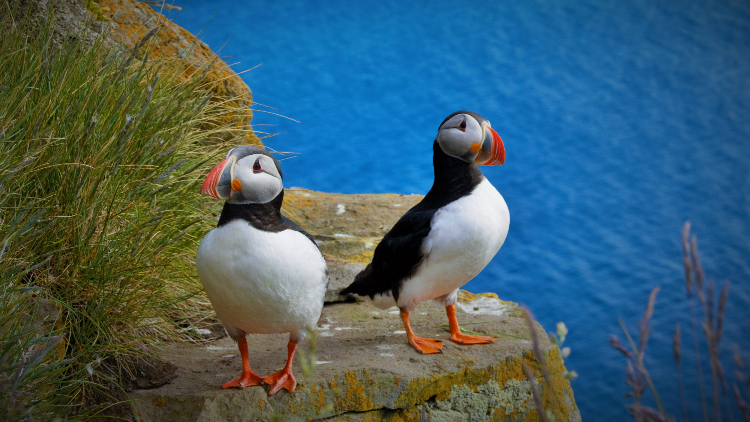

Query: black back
[217,190,317,245]
[340,140,484,301]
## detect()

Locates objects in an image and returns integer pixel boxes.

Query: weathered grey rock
[131,297,580,422]
[283,188,423,264]
[3,0,110,50]
[324,256,367,302]
[284,188,423,238]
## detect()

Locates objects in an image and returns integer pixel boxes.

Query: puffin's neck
[423,141,484,204]
[218,190,285,229]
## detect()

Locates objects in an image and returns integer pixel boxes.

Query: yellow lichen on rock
[320,352,577,422]
[389,350,578,422]
[98,0,261,145]
[338,370,376,411]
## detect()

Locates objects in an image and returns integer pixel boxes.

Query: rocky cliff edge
[132,189,581,422]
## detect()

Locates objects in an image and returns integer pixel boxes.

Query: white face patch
[436,114,484,162]
[229,154,283,204]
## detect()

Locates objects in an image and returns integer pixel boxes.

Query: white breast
[196,220,327,341]
[397,178,510,311]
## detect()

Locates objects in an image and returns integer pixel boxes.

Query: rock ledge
[132,297,579,422]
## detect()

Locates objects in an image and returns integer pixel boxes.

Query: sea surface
[169,0,750,419]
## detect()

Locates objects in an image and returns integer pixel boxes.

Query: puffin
[196,145,328,394]
[341,111,509,354]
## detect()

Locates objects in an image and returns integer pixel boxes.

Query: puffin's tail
[340,264,378,299]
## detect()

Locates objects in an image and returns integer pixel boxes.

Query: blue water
[169,1,750,419]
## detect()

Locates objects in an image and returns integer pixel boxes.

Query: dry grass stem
[522,307,551,385]
[522,362,548,422]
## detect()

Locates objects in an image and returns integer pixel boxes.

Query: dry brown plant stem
[683,222,710,422]
[674,324,690,422]
[522,362,548,422]
[683,222,733,422]
[522,307,551,385]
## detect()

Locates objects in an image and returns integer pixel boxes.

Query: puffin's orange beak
[474,126,505,166]
[201,156,235,200]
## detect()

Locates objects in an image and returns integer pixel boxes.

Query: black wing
[281,216,318,247]
[340,203,437,301]
[341,141,485,301]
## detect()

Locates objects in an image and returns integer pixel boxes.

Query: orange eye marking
[470,142,482,153]
[231,179,242,191]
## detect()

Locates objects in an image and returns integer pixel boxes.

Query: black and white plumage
[341,111,508,354]
[196,145,327,394]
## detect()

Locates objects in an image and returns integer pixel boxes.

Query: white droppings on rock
[336,204,346,214]
[375,345,392,350]
[334,327,354,331]
[316,324,331,331]
[393,330,406,335]
[319,332,334,337]
[393,204,402,207]
[457,296,511,317]
[206,346,233,351]
[380,353,395,357]
[316,361,331,365]
[334,233,355,238]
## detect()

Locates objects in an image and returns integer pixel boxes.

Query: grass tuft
[0,4,241,419]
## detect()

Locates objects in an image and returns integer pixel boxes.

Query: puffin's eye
[253,159,262,173]
[458,120,467,132]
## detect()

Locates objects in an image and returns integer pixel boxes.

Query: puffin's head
[436,111,505,166]
[200,145,283,204]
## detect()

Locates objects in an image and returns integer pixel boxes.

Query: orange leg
[400,309,443,354]
[222,337,264,389]
[263,340,297,395]
[446,304,497,345]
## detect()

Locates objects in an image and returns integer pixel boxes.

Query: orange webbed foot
[263,340,298,395]
[222,370,265,389]
[408,336,444,354]
[263,368,296,395]
[446,304,497,346]
[449,332,497,345]
[223,337,264,389]
[400,309,443,354]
